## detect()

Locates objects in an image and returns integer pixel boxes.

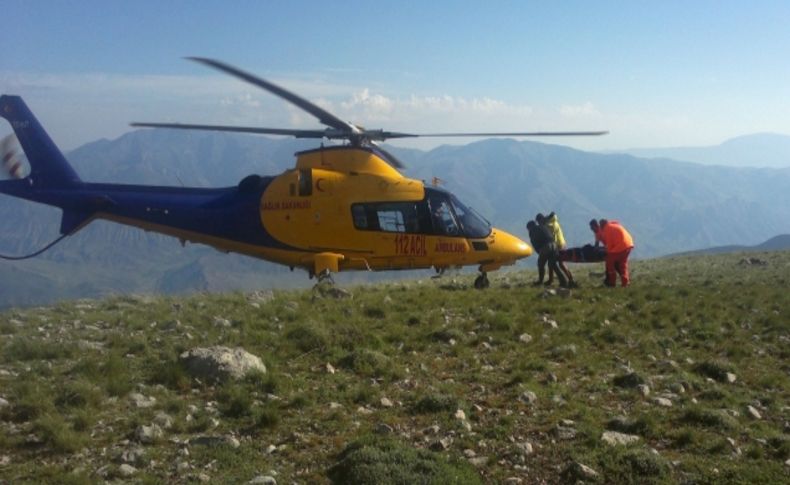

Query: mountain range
[618,133,790,168]
[669,234,790,256]
[2,131,790,307]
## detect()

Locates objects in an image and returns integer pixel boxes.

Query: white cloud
[559,101,600,118]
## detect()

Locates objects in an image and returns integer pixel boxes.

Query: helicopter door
[428,196,460,236]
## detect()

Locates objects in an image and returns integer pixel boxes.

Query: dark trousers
[537,243,567,286]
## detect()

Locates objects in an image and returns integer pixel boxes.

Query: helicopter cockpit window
[298,169,312,196]
[449,194,491,238]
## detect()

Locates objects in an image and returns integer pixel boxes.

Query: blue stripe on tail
[0,95,81,187]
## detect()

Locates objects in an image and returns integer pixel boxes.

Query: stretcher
[559,244,606,263]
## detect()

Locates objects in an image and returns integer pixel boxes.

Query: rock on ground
[118,464,137,477]
[249,476,277,485]
[601,431,641,446]
[180,346,266,383]
[565,461,599,480]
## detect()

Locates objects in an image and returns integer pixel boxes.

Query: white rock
[119,447,145,465]
[725,372,737,383]
[213,316,232,328]
[520,391,538,405]
[197,473,212,482]
[637,384,651,397]
[128,392,157,409]
[601,431,640,446]
[180,346,266,383]
[653,397,673,407]
[746,405,762,420]
[249,475,277,485]
[118,464,137,477]
[380,397,394,408]
[154,412,173,429]
[0,455,10,466]
[570,462,599,480]
[189,435,239,448]
[518,333,533,344]
[135,424,163,444]
[517,442,534,455]
[431,437,452,451]
[454,409,466,420]
[0,397,9,409]
[325,363,336,374]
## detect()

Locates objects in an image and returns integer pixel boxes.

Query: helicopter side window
[351,202,425,233]
[298,169,312,196]
[351,204,369,229]
[377,209,405,232]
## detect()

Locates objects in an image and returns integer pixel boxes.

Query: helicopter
[0,58,607,289]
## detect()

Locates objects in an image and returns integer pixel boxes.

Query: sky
[2,1,790,152]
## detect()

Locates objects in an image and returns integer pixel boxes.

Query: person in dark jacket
[539,212,575,287]
[527,220,567,287]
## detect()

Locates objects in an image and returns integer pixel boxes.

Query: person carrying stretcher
[596,219,635,287]
[536,212,576,287]
[527,219,568,288]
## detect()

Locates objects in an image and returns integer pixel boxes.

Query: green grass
[0,250,789,483]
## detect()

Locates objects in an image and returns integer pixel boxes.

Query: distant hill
[619,133,790,168]
[669,234,790,257]
[2,132,790,307]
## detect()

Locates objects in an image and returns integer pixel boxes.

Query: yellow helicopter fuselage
[250,145,532,276]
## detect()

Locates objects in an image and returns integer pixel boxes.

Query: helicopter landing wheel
[473,272,490,290]
[316,269,335,285]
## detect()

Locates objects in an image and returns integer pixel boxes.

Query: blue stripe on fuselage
[0,176,295,251]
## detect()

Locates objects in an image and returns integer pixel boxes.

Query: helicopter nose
[491,228,533,259]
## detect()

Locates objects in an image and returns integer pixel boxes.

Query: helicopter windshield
[448,194,492,239]
[426,188,491,239]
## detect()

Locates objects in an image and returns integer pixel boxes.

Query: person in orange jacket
[598,219,634,287]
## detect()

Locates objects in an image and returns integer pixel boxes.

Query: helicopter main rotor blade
[187,57,351,133]
[381,130,609,139]
[130,122,328,139]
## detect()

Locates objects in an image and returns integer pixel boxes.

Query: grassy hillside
[1,251,789,483]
